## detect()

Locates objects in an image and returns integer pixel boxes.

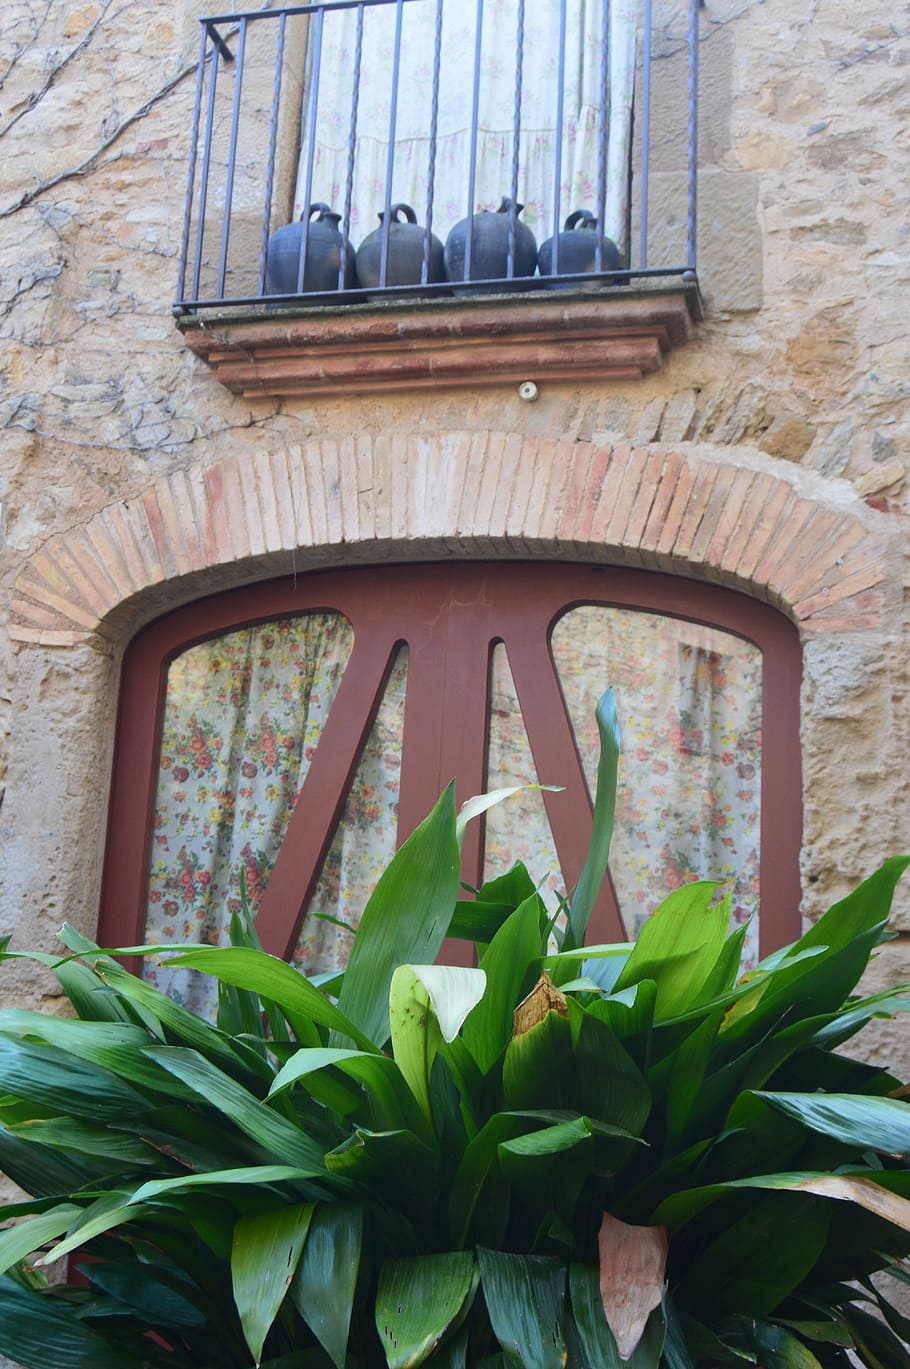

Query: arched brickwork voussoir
[8,434,899,651]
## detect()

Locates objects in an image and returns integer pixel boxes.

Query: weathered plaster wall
[0,0,908,1070]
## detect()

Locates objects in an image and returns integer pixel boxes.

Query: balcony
[176,0,703,398]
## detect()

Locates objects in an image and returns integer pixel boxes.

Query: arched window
[100,563,801,1010]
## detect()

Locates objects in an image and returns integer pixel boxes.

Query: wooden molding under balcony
[177,286,700,399]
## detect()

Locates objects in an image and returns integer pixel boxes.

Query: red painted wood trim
[255,628,397,959]
[99,563,802,965]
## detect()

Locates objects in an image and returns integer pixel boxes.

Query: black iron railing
[175,0,700,314]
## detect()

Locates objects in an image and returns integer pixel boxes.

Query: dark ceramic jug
[537,210,621,286]
[444,197,537,284]
[265,202,356,295]
[355,203,445,290]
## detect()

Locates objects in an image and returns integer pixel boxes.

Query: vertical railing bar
[192,31,222,302]
[176,23,209,306]
[464,0,485,282]
[421,0,444,284]
[550,0,563,275]
[340,3,364,289]
[639,0,652,269]
[258,13,287,296]
[595,0,610,272]
[686,0,699,271]
[506,0,525,278]
[297,6,326,293]
[216,16,248,299]
[380,0,406,288]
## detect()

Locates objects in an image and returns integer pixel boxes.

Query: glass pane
[292,647,408,975]
[552,607,762,958]
[143,612,354,1012]
[484,643,562,903]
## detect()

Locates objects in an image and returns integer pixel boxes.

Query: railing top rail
[202,0,433,30]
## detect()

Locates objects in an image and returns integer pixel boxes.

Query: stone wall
[0,0,908,1059]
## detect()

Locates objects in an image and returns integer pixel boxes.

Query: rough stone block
[635,169,762,313]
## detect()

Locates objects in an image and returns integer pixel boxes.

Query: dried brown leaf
[786,1174,910,1231]
[512,973,569,1036]
[598,1211,668,1360]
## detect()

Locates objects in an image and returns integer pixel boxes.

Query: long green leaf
[808,990,910,1052]
[676,1192,830,1316]
[799,857,910,955]
[0,1123,102,1199]
[324,1129,439,1228]
[449,900,518,943]
[375,1252,476,1369]
[77,1258,207,1329]
[92,959,262,1074]
[716,928,885,1060]
[502,983,573,1111]
[570,1001,651,1136]
[164,946,375,1052]
[755,1091,910,1156]
[661,1007,723,1146]
[477,1248,566,1369]
[843,1304,910,1369]
[613,884,730,1019]
[269,1045,429,1141]
[0,1034,153,1121]
[0,1012,199,1102]
[565,689,621,952]
[0,1274,126,1369]
[450,1113,534,1248]
[143,1046,329,1174]
[587,980,657,1059]
[132,1165,322,1204]
[569,1264,622,1369]
[338,785,461,1047]
[6,1117,159,1167]
[41,1192,148,1266]
[732,1319,825,1369]
[0,1203,81,1274]
[662,1295,697,1369]
[498,1117,593,1222]
[113,1101,262,1175]
[290,1201,363,1369]
[655,1170,910,1235]
[432,1326,469,1369]
[232,1203,315,1365]
[50,959,133,1023]
[462,897,542,1073]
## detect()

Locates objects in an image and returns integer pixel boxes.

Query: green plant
[2,691,910,1369]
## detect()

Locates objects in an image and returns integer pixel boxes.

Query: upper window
[100,563,801,1011]
[175,0,701,312]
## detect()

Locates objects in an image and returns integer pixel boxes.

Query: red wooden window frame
[99,562,802,964]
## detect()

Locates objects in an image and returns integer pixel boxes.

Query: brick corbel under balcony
[177,285,700,399]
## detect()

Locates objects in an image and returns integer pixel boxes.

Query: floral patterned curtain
[485,609,763,962]
[145,613,355,1014]
[293,0,640,257]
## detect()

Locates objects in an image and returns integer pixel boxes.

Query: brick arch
[9,433,894,650]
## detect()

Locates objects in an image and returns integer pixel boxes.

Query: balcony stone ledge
[177,283,702,399]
